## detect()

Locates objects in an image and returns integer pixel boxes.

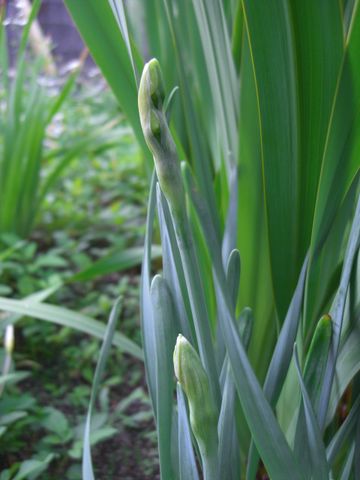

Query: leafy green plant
[59,0,360,477]
[0,0,119,238]
[137,58,360,479]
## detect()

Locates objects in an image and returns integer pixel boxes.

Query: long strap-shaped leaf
[327,329,360,424]
[151,275,177,480]
[326,396,360,466]
[191,0,238,179]
[176,384,200,480]
[294,346,330,480]
[161,0,221,226]
[157,187,196,345]
[309,0,360,257]
[0,297,142,359]
[246,254,308,479]
[182,155,303,476]
[317,191,360,429]
[214,277,303,479]
[140,172,158,411]
[178,170,304,475]
[63,0,152,170]
[290,0,343,261]
[241,0,299,319]
[82,299,122,480]
[107,0,138,85]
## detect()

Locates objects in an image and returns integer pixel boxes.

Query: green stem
[171,207,221,409]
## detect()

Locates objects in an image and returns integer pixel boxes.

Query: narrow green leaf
[182,137,303,476]
[318,192,360,429]
[293,315,332,475]
[290,1,343,261]
[354,410,360,478]
[217,289,302,479]
[83,299,122,480]
[69,246,161,283]
[327,327,360,424]
[304,315,333,414]
[140,172,158,410]
[340,443,355,480]
[242,0,299,319]
[157,187,195,344]
[222,167,239,267]
[310,1,360,254]
[246,255,308,480]
[176,384,200,480]
[191,0,238,179]
[161,1,220,220]
[226,249,241,311]
[108,0,138,84]
[326,396,360,466]
[151,275,176,480]
[218,360,241,480]
[64,0,151,168]
[294,346,330,480]
[237,34,274,383]
[237,306,253,350]
[0,297,142,359]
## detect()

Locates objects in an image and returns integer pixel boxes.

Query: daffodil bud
[174,334,218,467]
[138,59,185,217]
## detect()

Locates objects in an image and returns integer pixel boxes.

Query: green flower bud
[174,335,218,461]
[138,59,185,218]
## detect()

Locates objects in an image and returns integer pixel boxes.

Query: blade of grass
[140,172,158,411]
[340,444,355,480]
[176,384,200,480]
[151,275,177,480]
[69,246,161,283]
[0,297,142,359]
[83,298,122,480]
[309,0,360,258]
[318,191,360,429]
[327,328,360,424]
[108,0,138,84]
[191,0,238,178]
[290,1,343,262]
[246,254,308,479]
[326,396,360,466]
[293,345,330,480]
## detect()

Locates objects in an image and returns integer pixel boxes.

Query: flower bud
[174,334,218,459]
[138,59,185,218]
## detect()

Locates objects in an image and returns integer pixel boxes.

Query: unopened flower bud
[138,59,185,218]
[173,335,218,459]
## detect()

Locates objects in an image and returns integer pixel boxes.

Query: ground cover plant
[64,1,360,479]
[0,81,157,478]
